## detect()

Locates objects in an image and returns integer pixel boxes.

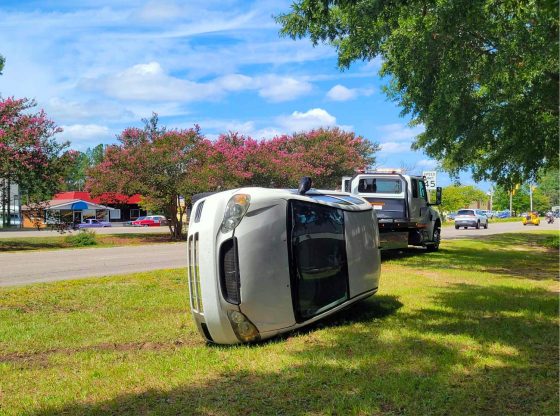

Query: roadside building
[21,191,146,228]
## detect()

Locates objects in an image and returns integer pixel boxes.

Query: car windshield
[135,217,145,221]
[457,210,475,216]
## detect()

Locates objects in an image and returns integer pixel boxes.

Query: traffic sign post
[422,171,437,190]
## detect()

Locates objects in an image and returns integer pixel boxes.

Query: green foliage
[439,185,487,213]
[493,184,550,213]
[277,0,559,186]
[537,168,559,207]
[62,144,106,191]
[64,230,97,247]
[0,54,4,75]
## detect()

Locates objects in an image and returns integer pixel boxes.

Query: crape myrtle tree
[211,128,378,189]
[0,97,75,226]
[277,0,558,186]
[87,114,214,240]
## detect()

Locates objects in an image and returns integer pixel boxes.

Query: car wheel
[476,221,480,229]
[426,226,441,252]
[484,222,488,229]
[464,227,467,229]
[455,225,459,230]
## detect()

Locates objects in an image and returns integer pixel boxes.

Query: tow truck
[342,169,442,251]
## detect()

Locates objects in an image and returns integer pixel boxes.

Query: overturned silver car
[187,179,381,344]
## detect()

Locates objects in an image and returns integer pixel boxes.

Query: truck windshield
[358,178,402,194]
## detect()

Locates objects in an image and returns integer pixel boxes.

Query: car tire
[426,226,441,252]
[476,221,480,229]
[455,225,459,230]
[464,227,467,229]
[484,222,488,229]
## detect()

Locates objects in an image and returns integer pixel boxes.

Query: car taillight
[219,238,240,304]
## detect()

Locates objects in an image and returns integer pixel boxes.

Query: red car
[131,215,168,227]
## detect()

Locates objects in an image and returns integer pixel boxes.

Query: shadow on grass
[0,239,66,252]
[384,233,559,281]
[29,285,558,416]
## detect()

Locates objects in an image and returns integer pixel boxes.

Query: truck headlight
[227,310,260,343]
[221,194,250,233]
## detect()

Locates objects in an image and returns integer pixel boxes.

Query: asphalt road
[0,220,557,287]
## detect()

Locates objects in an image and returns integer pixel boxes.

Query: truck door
[410,179,433,235]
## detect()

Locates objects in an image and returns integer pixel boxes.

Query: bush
[65,230,97,247]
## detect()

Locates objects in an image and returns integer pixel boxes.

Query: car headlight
[221,194,250,233]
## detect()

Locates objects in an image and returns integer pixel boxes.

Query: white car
[186,181,381,344]
[454,209,489,229]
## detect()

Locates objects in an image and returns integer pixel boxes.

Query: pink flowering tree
[0,97,74,226]
[87,114,213,240]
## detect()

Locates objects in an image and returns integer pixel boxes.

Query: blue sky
[0,0,490,190]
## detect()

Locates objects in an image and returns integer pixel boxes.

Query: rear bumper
[455,220,478,227]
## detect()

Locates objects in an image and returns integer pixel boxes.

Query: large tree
[211,128,378,189]
[439,185,488,213]
[277,0,558,186]
[0,97,74,225]
[87,115,212,240]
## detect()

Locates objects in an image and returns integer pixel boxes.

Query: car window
[458,210,474,215]
[418,180,427,200]
[411,179,418,198]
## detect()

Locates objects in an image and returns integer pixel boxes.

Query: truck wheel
[426,225,441,252]
[454,225,459,230]
[475,221,480,229]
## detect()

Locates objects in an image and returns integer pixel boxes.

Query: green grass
[0,232,175,252]
[0,231,558,415]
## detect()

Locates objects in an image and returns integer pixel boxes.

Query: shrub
[65,230,97,247]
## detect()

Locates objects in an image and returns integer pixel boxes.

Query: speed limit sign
[422,171,437,190]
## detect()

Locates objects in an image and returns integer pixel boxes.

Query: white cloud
[376,123,424,142]
[326,84,374,101]
[256,76,313,102]
[277,108,337,132]
[417,159,438,168]
[89,62,220,102]
[59,124,114,148]
[379,142,412,154]
[136,1,183,21]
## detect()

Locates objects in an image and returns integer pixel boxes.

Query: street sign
[422,171,437,190]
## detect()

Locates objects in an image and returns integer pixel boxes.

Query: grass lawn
[0,231,558,415]
[0,233,176,252]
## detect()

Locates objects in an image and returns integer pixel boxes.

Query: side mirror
[434,187,442,205]
[298,176,312,195]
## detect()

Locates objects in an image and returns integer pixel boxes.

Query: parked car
[454,209,489,229]
[131,215,168,227]
[77,219,112,229]
[446,212,458,221]
[522,212,540,226]
[496,210,511,218]
[480,210,494,219]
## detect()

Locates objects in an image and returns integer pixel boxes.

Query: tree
[438,185,488,213]
[277,1,558,186]
[0,54,4,75]
[0,97,74,225]
[87,114,211,240]
[61,144,106,191]
[537,168,559,207]
[210,128,378,189]
[494,183,550,214]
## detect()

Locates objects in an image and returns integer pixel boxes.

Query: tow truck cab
[342,169,442,251]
